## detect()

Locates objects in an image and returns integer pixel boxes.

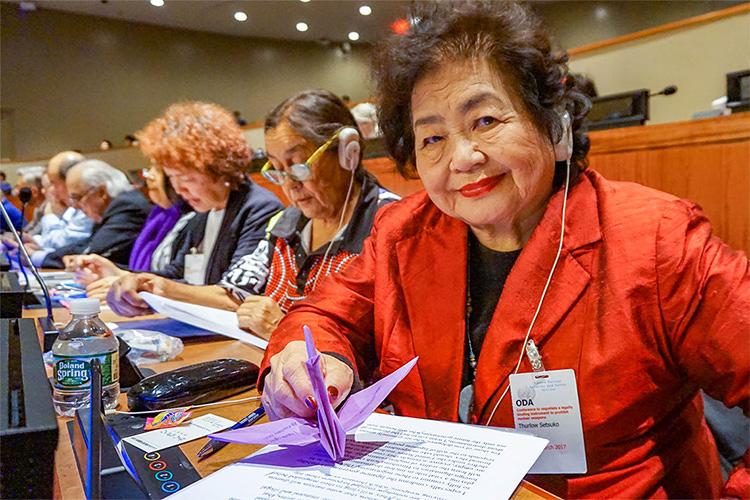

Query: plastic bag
[115,329,183,365]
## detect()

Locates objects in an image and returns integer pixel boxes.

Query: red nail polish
[305,396,318,410]
[327,386,339,402]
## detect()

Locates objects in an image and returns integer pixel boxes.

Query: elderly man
[40,159,151,268]
[21,152,94,264]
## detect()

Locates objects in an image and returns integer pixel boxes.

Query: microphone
[650,85,678,97]
[0,198,57,340]
[17,187,33,292]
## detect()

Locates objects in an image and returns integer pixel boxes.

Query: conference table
[24,303,554,500]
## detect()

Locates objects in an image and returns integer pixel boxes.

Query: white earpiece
[554,111,573,162]
[337,127,361,172]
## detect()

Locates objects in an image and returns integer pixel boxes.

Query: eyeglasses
[261,129,343,186]
[68,186,98,205]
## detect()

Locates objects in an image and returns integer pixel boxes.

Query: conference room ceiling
[6,0,414,43]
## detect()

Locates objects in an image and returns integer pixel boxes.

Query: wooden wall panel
[362,157,425,198]
[587,112,750,254]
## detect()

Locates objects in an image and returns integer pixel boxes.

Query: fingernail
[327,386,339,402]
[305,396,318,410]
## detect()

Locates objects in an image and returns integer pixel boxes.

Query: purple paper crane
[208,325,418,461]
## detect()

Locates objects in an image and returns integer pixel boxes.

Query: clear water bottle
[52,298,120,416]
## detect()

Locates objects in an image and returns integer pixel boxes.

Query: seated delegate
[66,162,195,300]
[39,159,151,268]
[25,151,94,263]
[2,152,94,261]
[103,101,283,315]
[227,90,398,338]
[258,2,749,498]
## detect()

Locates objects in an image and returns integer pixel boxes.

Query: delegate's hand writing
[237,295,284,340]
[261,340,354,421]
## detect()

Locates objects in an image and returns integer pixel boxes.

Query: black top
[156,180,284,285]
[42,189,152,268]
[461,232,521,390]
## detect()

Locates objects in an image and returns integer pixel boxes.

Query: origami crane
[208,325,418,461]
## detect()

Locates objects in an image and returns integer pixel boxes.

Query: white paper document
[123,414,234,453]
[170,412,548,500]
[138,291,268,349]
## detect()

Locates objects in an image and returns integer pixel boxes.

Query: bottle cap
[69,298,101,316]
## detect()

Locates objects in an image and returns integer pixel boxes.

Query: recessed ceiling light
[234,11,247,22]
[348,31,360,41]
[296,22,309,32]
[300,0,311,2]
[358,5,371,16]
[149,0,164,6]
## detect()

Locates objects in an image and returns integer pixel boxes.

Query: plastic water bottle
[52,298,120,416]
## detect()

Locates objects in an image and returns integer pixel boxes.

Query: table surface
[24,304,554,500]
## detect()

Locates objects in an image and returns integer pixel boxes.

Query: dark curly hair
[371,1,591,188]
[137,101,251,187]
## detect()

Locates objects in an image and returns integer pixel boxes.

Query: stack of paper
[172,328,547,499]
[138,292,267,349]
[171,412,547,500]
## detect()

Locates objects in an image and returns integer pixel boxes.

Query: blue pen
[196,406,266,459]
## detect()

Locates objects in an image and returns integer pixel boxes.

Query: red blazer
[262,170,749,498]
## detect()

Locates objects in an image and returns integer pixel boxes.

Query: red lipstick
[459,175,502,198]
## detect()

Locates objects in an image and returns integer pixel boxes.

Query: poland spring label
[53,351,119,390]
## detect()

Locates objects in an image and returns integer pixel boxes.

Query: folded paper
[209,325,418,460]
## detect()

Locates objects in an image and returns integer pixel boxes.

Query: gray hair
[74,159,133,198]
[18,166,45,189]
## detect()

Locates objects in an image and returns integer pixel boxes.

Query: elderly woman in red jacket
[259,2,749,497]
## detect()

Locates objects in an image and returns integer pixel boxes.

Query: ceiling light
[296,22,309,32]
[149,0,164,6]
[358,5,371,16]
[348,31,360,41]
[300,0,311,2]
[234,11,247,22]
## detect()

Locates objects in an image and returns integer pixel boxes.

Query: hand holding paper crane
[209,325,419,461]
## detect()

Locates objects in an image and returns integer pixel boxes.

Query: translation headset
[308,125,362,288]
[336,127,362,172]
[484,109,573,425]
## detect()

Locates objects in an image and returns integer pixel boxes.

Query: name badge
[184,253,206,285]
[509,368,586,474]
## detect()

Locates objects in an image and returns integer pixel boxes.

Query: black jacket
[157,181,283,284]
[43,189,152,268]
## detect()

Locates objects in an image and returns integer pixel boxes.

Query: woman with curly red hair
[98,101,283,314]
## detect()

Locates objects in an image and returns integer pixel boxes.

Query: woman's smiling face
[411,58,556,245]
